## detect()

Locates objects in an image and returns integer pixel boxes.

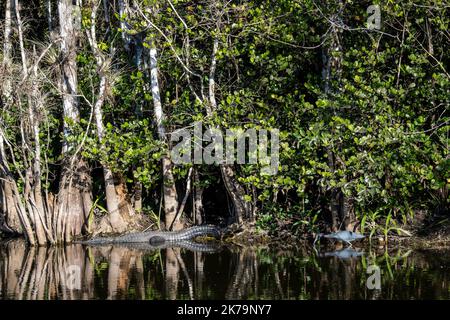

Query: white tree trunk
[87,2,132,233]
[118,0,131,51]
[56,0,92,242]
[2,0,13,100]
[94,78,126,231]
[207,37,249,224]
[58,0,80,153]
[15,0,50,245]
[148,45,181,230]
[46,0,52,31]
[193,168,204,225]
[0,0,23,235]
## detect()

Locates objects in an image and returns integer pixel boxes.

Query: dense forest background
[0,0,448,245]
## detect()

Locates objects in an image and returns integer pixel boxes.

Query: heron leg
[313,234,320,246]
[313,245,319,256]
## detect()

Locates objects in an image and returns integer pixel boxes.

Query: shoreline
[2,221,450,251]
[223,221,450,251]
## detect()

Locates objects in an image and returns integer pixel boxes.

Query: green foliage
[65,0,450,231]
[82,119,164,190]
[1,0,447,233]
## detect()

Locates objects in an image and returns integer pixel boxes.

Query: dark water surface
[0,239,449,299]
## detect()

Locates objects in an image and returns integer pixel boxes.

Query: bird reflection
[320,248,365,260]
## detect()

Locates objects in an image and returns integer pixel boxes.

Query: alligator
[76,225,221,245]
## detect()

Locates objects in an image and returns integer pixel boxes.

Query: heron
[313,230,365,247]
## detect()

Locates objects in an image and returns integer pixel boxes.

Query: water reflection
[319,248,365,259]
[0,239,449,299]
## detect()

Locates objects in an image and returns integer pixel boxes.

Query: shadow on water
[0,239,449,299]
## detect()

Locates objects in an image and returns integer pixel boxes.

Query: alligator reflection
[0,240,449,299]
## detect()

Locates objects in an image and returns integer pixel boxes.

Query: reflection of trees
[224,246,450,300]
[226,248,257,299]
[0,240,26,298]
[311,247,450,299]
[164,248,180,300]
[104,247,140,299]
[0,240,207,300]
[164,248,200,300]
[314,256,361,299]
[96,244,210,300]
[194,251,204,299]
[0,240,148,299]
[1,240,449,300]
[0,240,93,299]
[364,249,450,299]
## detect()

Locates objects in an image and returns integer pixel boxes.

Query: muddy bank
[2,217,450,251]
[223,220,450,251]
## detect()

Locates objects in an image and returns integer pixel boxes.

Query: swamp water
[0,239,449,300]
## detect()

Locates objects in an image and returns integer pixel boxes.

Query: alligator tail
[149,225,221,244]
[179,225,221,240]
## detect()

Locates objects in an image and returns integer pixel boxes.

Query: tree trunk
[170,167,192,230]
[321,1,354,231]
[193,168,203,225]
[29,69,52,244]
[46,0,52,31]
[56,0,93,242]
[117,2,144,215]
[117,0,131,52]
[2,0,13,99]
[1,179,22,233]
[133,180,143,213]
[0,140,23,235]
[148,44,181,230]
[91,45,124,231]
[0,156,36,244]
[87,1,135,233]
[0,0,23,235]
[207,37,251,225]
[16,0,49,245]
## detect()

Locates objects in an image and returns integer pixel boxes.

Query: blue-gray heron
[314,230,365,247]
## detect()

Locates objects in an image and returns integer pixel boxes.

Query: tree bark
[207,37,251,225]
[193,168,204,225]
[0,0,24,235]
[321,1,354,231]
[170,167,192,230]
[117,0,131,52]
[1,0,51,245]
[148,44,181,230]
[86,1,133,233]
[93,77,128,233]
[56,0,93,242]
[133,180,143,213]
[2,0,13,98]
